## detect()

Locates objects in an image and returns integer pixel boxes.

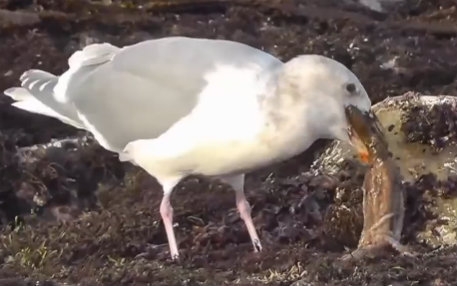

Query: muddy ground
[1,0,457,285]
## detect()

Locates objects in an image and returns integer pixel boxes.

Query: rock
[312,92,457,247]
[0,9,40,29]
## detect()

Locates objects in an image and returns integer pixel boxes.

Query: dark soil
[1,0,457,285]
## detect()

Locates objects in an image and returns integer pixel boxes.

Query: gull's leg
[218,174,262,252]
[158,178,181,260]
[160,193,179,259]
[236,186,263,252]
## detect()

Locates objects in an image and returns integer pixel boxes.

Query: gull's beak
[347,126,370,163]
[344,106,383,164]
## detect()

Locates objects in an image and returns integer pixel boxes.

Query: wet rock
[313,93,457,248]
[0,9,40,29]
[0,135,126,225]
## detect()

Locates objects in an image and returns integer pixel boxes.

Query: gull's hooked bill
[345,105,385,164]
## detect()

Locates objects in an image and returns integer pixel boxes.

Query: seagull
[3,36,372,259]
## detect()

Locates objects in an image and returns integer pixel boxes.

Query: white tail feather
[4,86,31,101]
[4,87,84,129]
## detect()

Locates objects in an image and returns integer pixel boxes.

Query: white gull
[3,36,372,259]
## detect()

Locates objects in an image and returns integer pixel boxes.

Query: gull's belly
[158,139,274,177]
[148,128,312,179]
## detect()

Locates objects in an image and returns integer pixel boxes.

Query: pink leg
[236,190,262,252]
[160,194,179,259]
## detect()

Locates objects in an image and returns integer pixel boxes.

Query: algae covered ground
[1,0,457,285]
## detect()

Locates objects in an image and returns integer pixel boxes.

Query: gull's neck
[254,65,330,165]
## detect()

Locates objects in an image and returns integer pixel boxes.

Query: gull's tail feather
[3,69,84,129]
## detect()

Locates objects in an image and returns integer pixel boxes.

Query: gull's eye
[345,83,356,94]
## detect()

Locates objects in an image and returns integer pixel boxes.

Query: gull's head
[280,54,373,162]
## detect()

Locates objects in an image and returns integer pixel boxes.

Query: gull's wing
[65,37,281,152]
[4,36,282,153]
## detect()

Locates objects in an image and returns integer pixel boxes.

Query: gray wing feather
[67,37,281,151]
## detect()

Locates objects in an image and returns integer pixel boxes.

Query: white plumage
[3,36,372,259]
